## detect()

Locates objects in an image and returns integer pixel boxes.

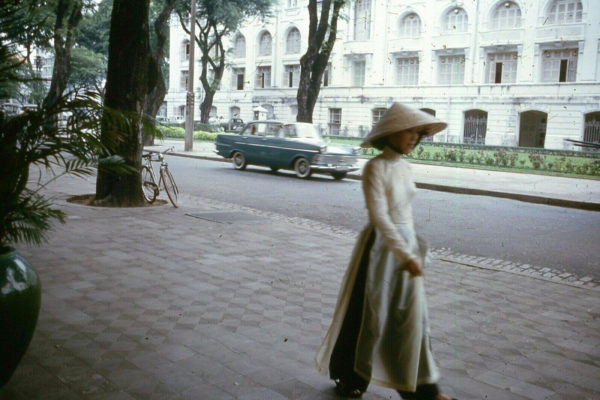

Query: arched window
[181,40,190,61]
[258,31,272,57]
[354,0,371,40]
[445,8,468,32]
[230,106,240,120]
[547,0,583,24]
[234,35,246,58]
[491,1,522,29]
[463,110,488,144]
[400,13,421,37]
[286,28,301,54]
[583,112,600,146]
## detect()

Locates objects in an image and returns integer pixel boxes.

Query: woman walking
[315,103,456,400]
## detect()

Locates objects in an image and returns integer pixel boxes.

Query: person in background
[315,103,457,400]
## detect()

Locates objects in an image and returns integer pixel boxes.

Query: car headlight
[320,145,327,153]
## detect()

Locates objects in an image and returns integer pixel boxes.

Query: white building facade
[166,0,600,149]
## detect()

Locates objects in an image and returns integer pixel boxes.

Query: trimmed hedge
[410,144,599,176]
[157,125,218,141]
[160,121,220,132]
[408,146,600,176]
[324,137,599,177]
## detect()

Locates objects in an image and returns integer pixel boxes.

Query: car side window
[265,124,280,137]
[244,124,263,136]
[280,125,297,138]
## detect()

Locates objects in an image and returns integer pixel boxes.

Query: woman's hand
[405,258,423,277]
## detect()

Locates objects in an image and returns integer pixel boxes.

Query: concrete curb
[151,149,600,212]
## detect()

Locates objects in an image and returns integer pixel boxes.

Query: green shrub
[157,126,218,141]
[193,131,218,141]
[444,149,458,162]
[158,125,185,138]
[494,150,509,166]
[528,153,545,169]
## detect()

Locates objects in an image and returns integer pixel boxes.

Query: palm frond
[1,89,138,247]
[0,190,65,247]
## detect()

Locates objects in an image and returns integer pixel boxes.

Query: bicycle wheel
[141,165,158,203]
[160,167,179,208]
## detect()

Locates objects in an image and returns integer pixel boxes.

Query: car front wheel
[294,157,312,179]
[232,151,247,170]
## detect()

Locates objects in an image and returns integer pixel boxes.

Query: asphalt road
[168,156,600,279]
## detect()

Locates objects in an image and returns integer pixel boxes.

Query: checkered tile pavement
[1,176,598,400]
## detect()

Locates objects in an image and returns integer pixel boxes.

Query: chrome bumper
[310,163,359,173]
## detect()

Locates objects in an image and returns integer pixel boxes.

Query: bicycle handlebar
[142,146,175,160]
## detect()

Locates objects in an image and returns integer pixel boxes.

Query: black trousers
[328,230,374,392]
[328,229,440,400]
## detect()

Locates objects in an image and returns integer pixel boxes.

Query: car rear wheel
[232,151,247,170]
[294,157,312,179]
[331,172,347,180]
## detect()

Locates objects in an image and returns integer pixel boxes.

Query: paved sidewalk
[146,139,600,211]
[1,175,598,400]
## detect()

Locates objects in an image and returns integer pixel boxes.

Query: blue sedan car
[215,121,361,180]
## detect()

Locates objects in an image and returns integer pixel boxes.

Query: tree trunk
[200,89,215,123]
[296,0,344,123]
[198,41,226,124]
[43,0,83,108]
[95,0,151,206]
[143,0,176,146]
[297,54,327,123]
[198,54,212,123]
[142,77,165,146]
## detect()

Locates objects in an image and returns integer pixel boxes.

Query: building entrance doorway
[519,111,547,148]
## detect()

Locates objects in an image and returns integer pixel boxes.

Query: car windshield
[279,123,322,140]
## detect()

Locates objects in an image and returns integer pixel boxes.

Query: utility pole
[184,0,196,151]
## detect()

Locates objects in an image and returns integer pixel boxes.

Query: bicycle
[141,146,179,207]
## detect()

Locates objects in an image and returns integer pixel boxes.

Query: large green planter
[0,247,41,387]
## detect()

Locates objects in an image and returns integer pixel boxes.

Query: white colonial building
[165,0,600,149]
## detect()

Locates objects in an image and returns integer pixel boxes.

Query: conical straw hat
[361,103,447,148]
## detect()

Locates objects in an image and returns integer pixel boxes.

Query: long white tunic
[315,147,440,391]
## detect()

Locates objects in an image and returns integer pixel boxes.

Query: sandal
[334,380,364,398]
